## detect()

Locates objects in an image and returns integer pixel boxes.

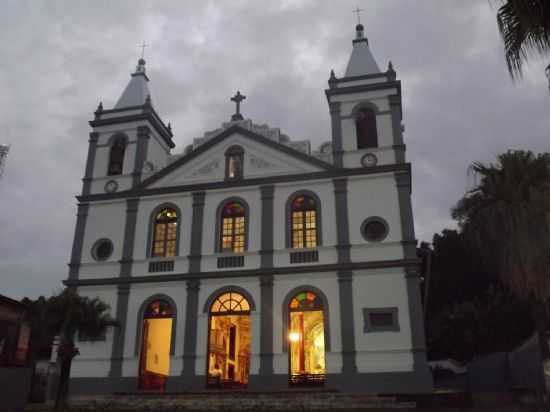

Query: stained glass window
[210,292,251,314]
[291,196,318,249]
[144,299,173,318]
[289,291,322,312]
[152,208,178,257]
[108,137,126,175]
[220,202,246,253]
[226,146,244,180]
[355,108,378,149]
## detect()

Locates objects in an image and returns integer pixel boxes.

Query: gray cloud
[1,0,548,299]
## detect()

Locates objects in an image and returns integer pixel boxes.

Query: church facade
[65,24,432,394]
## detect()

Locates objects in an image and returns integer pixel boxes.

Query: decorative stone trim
[148,260,174,273]
[91,238,114,261]
[363,307,399,332]
[289,250,319,264]
[217,255,245,268]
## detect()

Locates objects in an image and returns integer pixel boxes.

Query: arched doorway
[207,292,251,389]
[138,299,173,391]
[288,291,326,386]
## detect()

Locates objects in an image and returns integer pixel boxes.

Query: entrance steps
[66,391,417,411]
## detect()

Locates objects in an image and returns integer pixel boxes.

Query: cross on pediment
[353,6,364,24]
[230,91,246,121]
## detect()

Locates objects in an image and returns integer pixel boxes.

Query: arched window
[291,195,318,249]
[152,208,178,257]
[210,292,251,314]
[144,299,173,318]
[220,201,246,253]
[225,146,244,180]
[288,291,326,385]
[355,108,378,149]
[108,136,127,175]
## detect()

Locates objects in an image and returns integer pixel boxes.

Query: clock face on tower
[361,153,378,167]
[104,180,119,193]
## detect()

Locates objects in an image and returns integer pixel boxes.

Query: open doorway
[288,291,326,386]
[207,292,251,389]
[138,300,173,391]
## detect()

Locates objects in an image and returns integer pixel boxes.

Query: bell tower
[81,58,175,196]
[326,24,405,169]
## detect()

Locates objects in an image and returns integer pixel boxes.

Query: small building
[0,294,33,410]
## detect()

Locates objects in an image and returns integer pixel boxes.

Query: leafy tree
[452,150,550,391]
[495,0,550,81]
[22,289,117,409]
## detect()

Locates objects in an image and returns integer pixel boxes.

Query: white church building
[65,23,432,394]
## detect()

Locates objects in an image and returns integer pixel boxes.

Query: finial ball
[356,23,364,31]
[138,58,146,65]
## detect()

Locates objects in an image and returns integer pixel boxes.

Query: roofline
[133,125,335,189]
[90,105,175,148]
[76,163,411,203]
[0,294,26,310]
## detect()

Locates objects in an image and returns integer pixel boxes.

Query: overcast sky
[1,1,548,300]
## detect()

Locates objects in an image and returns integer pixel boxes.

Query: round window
[92,239,114,261]
[361,218,389,242]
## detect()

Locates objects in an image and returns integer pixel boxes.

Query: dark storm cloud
[1,1,548,299]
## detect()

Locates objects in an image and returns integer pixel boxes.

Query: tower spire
[343,14,380,77]
[114,57,152,109]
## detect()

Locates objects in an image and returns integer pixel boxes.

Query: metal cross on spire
[139,42,149,59]
[353,6,364,24]
[230,91,246,121]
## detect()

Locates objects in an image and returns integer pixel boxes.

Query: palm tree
[453,150,550,399]
[34,289,117,409]
[495,0,550,81]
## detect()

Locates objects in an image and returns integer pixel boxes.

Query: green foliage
[21,288,118,358]
[427,285,533,362]
[495,0,550,78]
[452,150,550,304]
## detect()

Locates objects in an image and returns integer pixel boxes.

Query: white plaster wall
[133,194,193,261]
[122,282,187,378]
[71,286,117,378]
[201,187,261,256]
[343,146,396,168]
[195,277,261,376]
[145,130,171,172]
[352,268,413,373]
[78,262,119,279]
[272,272,341,375]
[80,201,126,268]
[347,174,403,254]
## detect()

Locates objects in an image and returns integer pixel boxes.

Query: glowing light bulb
[289,332,300,342]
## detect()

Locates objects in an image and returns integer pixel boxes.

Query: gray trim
[360,216,390,242]
[135,124,334,190]
[214,196,250,253]
[325,80,402,99]
[78,163,411,203]
[333,178,351,264]
[389,94,405,163]
[91,238,114,261]
[363,307,399,332]
[120,198,140,278]
[68,203,89,281]
[259,275,274,377]
[260,185,274,268]
[396,172,432,388]
[281,285,331,353]
[337,271,357,374]
[328,101,343,168]
[333,71,389,83]
[182,279,200,379]
[285,189,323,249]
[188,192,205,273]
[106,132,129,146]
[65,258,420,288]
[82,133,99,196]
[89,107,175,149]
[145,202,182,258]
[201,284,257,313]
[134,293,178,356]
[70,370,432,394]
[132,126,150,187]
[108,284,130,379]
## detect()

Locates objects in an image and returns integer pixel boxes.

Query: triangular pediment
[138,126,333,189]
